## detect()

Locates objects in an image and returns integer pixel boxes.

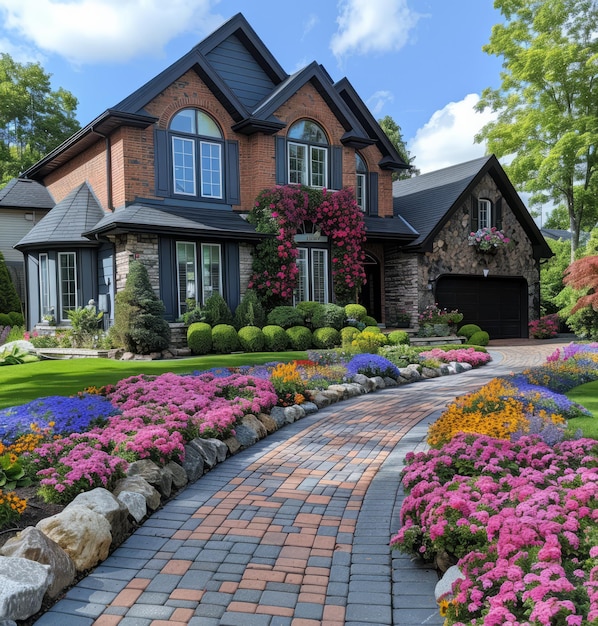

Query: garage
[435,275,528,339]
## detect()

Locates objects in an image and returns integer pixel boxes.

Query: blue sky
[0,0,505,176]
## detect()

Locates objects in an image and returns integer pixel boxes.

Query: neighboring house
[0,178,54,306]
[13,13,551,339]
[392,156,552,338]
[541,228,592,246]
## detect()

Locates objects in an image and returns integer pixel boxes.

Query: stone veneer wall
[238,243,255,299]
[383,245,419,327]
[416,174,540,322]
[113,234,160,294]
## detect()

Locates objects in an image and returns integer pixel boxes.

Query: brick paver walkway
[34,338,572,626]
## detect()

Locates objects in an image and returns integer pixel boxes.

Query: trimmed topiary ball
[238,326,265,352]
[262,325,290,351]
[458,324,482,339]
[211,324,240,353]
[296,301,325,329]
[187,322,213,355]
[267,306,305,329]
[344,303,368,321]
[312,327,341,349]
[387,330,410,345]
[311,303,346,330]
[362,315,378,327]
[341,326,361,345]
[286,325,313,350]
[467,330,490,346]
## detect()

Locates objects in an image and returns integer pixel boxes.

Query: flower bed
[391,342,598,625]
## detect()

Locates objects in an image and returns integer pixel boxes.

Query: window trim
[295,246,329,304]
[478,198,492,230]
[201,243,223,303]
[356,153,367,212]
[199,141,223,199]
[286,120,329,188]
[172,136,197,196]
[176,241,198,317]
[39,253,51,320]
[58,252,77,322]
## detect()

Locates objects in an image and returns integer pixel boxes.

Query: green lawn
[0,351,307,410]
[567,380,598,440]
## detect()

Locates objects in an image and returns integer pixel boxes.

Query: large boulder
[36,505,112,572]
[127,459,173,498]
[0,556,51,621]
[112,475,162,511]
[116,490,147,523]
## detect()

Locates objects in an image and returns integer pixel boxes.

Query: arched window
[356,153,367,212]
[170,108,223,199]
[287,120,329,188]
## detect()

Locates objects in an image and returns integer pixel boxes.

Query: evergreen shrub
[233,290,266,329]
[311,303,346,330]
[267,306,305,329]
[286,325,313,350]
[313,327,341,349]
[238,326,265,352]
[211,324,240,353]
[458,324,482,339]
[262,325,290,351]
[203,293,233,326]
[187,322,213,354]
[344,303,367,321]
[467,330,490,346]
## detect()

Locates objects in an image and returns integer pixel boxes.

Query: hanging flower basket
[468,227,511,253]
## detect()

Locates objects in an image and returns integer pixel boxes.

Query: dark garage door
[435,275,528,339]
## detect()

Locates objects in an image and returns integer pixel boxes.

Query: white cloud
[367,90,394,115]
[408,94,497,173]
[330,0,421,58]
[0,0,223,65]
[302,13,319,39]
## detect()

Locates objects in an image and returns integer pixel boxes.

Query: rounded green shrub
[267,306,305,329]
[312,327,341,349]
[0,313,11,327]
[211,324,240,353]
[362,315,378,327]
[203,293,233,326]
[365,325,381,333]
[311,303,346,330]
[262,325,290,351]
[467,330,490,346]
[341,326,360,345]
[187,322,213,355]
[238,326,265,352]
[7,312,24,327]
[286,325,313,350]
[458,324,482,339]
[296,301,325,329]
[344,303,367,321]
[387,330,410,345]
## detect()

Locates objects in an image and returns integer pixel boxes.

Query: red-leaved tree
[563,255,598,313]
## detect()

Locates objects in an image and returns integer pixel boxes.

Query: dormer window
[287,120,329,188]
[170,108,223,199]
[470,196,503,232]
[356,153,367,212]
[478,198,492,229]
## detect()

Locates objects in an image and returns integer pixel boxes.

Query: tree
[378,115,419,180]
[0,53,80,185]
[475,0,598,261]
[110,260,170,354]
[0,251,22,314]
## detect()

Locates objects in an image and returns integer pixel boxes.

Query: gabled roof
[21,13,395,180]
[83,201,264,241]
[0,178,54,210]
[15,182,104,249]
[393,155,553,258]
[363,215,418,241]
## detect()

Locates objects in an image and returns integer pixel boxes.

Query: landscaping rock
[112,475,162,511]
[256,412,278,434]
[0,527,76,599]
[127,459,172,498]
[164,461,189,490]
[371,376,386,389]
[0,556,51,621]
[300,401,320,415]
[223,436,241,455]
[383,377,399,387]
[181,444,206,482]
[435,565,464,601]
[344,382,366,396]
[310,391,332,409]
[321,388,342,403]
[36,505,112,571]
[187,438,227,470]
[422,366,441,378]
[235,414,268,448]
[449,361,465,373]
[66,488,131,548]
[116,490,147,523]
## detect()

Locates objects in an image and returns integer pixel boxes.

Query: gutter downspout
[90,127,114,212]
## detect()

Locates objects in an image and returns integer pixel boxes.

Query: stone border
[0,359,477,622]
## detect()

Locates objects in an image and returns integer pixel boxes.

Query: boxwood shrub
[286,325,313,350]
[387,330,410,345]
[312,327,341,349]
[296,301,325,329]
[267,306,305,329]
[341,326,361,345]
[211,324,240,353]
[262,325,290,351]
[467,330,490,346]
[458,324,482,339]
[344,303,367,321]
[311,303,346,330]
[362,315,378,327]
[187,322,213,355]
[238,326,265,352]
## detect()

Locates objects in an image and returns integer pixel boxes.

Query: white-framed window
[201,243,222,303]
[287,120,329,188]
[296,247,329,304]
[356,153,367,212]
[176,242,197,316]
[170,108,223,200]
[478,199,492,229]
[39,253,51,320]
[58,252,77,321]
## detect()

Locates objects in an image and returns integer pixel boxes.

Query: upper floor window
[170,108,223,199]
[356,153,367,212]
[478,198,492,229]
[287,120,328,188]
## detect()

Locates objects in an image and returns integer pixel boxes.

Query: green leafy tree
[378,115,419,180]
[0,53,80,184]
[0,251,21,314]
[540,238,573,315]
[110,260,170,354]
[475,0,598,260]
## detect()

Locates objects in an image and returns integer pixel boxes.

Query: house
[13,13,551,339]
[0,178,54,304]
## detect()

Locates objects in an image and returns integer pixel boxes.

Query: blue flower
[346,354,401,379]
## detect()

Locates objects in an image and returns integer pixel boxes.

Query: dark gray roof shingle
[0,178,54,210]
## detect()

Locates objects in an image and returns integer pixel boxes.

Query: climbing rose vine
[247,185,367,308]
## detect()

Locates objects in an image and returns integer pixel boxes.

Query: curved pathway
[34,339,571,626]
